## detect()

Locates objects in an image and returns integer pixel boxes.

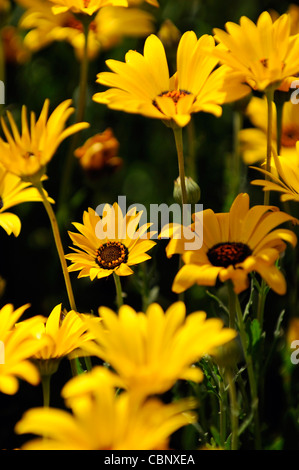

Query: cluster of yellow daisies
[0,0,299,451]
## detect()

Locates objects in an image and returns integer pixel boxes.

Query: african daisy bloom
[65,203,156,280]
[81,301,236,399]
[251,142,299,203]
[165,193,297,295]
[48,0,128,16]
[62,365,125,412]
[0,99,89,182]
[0,304,47,395]
[213,11,299,92]
[0,163,53,236]
[239,96,299,165]
[18,0,155,61]
[16,378,196,450]
[93,31,250,128]
[26,304,96,374]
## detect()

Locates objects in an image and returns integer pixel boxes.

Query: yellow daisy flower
[165,193,297,295]
[48,0,128,16]
[93,31,250,128]
[251,142,299,203]
[0,163,53,236]
[26,303,96,375]
[65,202,156,280]
[128,0,159,7]
[239,96,299,165]
[81,301,236,399]
[61,365,125,412]
[16,384,196,450]
[0,99,89,182]
[0,0,10,14]
[213,11,299,92]
[0,304,46,395]
[18,0,155,61]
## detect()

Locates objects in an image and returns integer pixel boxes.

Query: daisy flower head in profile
[213,11,299,93]
[251,142,299,204]
[18,0,155,61]
[48,0,128,17]
[0,99,89,183]
[93,30,250,128]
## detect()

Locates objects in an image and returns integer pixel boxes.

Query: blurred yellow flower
[48,0,128,16]
[0,0,10,14]
[286,317,299,346]
[129,0,159,6]
[251,142,299,203]
[66,203,156,280]
[0,304,45,395]
[93,31,250,127]
[74,128,123,177]
[19,0,155,61]
[0,99,89,182]
[62,365,125,412]
[0,163,52,236]
[239,96,299,165]
[165,193,297,295]
[26,304,96,375]
[1,26,31,64]
[81,301,236,399]
[213,11,299,92]
[16,376,196,449]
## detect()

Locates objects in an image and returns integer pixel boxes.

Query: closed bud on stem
[211,336,243,369]
[173,176,201,204]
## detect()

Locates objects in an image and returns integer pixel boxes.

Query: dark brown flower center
[96,241,128,270]
[153,89,191,112]
[281,124,299,147]
[207,242,252,268]
[63,15,97,32]
[160,90,189,103]
[259,57,285,71]
[0,197,3,210]
[260,58,268,68]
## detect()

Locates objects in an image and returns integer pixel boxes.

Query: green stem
[232,110,242,193]
[173,126,187,303]
[173,126,187,207]
[264,88,275,206]
[186,119,197,180]
[257,279,267,327]
[58,22,90,209]
[0,27,5,116]
[226,369,239,450]
[227,281,236,329]
[41,374,51,407]
[113,272,123,310]
[35,182,77,312]
[219,372,227,447]
[276,100,283,156]
[234,290,261,449]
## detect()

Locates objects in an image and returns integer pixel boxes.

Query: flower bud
[173,176,201,204]
[75,128,123,179]
[211,336,243,368]
[157,19,181,51]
